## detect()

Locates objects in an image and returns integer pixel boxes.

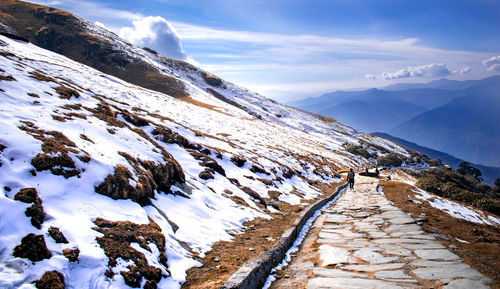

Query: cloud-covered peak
[482,56,500,72]
[119,16,188,61]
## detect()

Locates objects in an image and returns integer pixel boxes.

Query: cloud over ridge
[380,63,469,80]
[119,16,187,61]
[483,56,500,72]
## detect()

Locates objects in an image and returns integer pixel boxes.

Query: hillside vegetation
[410,164,500,215]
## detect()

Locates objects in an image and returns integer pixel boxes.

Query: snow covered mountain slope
[0,12,419,289]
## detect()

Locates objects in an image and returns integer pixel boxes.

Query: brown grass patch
[55,85,80,99]
[27,92,40,98]
[35,271,65,289]
[29,70,56,82]
[181,181,343,289]
[380,181,500,288]
[64,112,87,119]
[52,114,67,122]
[80,134,95,144]
[59,103,82,110]
[144,73,188,98]
[18,122,87,178]
[84,102,126,128]
[0,74,15,81]
[14,187,45,229]
[93,218,168,288]
[179,96,219,111]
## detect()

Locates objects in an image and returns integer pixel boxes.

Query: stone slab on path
[306,176,492,289]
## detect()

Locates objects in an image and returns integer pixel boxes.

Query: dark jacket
[347,171,355,181]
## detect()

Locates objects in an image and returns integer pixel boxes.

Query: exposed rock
[93,218,168,288]
[48,227,68,243]
[14,188,45,229]
[191,151,226,176]
[0,31,29,42]
[228,178,241,186]
[205,88,247,112]
[0,143,4,167]
[240,186,266,206]
[152,127,199,150]
[122,111,149,127]
[201,72,223,87]
[258,178,274,186]
[35,271,65,289]
[63,248,79,262]
[199,168,215,180]
[250,164,270,175]
[230,155,246,167]
[13,233,52,262]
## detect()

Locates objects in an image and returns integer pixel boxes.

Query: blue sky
[31,0,500,102]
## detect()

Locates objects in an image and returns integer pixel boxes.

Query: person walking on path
[347,168,355,190]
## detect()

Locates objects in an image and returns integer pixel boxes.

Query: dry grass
[181,181,343,289]
[93,218,168,288]
[29,70,56,82]
[179,96,219,111]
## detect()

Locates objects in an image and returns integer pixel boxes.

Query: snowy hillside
[0,30,414,289]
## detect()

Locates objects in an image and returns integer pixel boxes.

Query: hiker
[347,168,355,190]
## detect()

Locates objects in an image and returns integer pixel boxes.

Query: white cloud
[381,63,457,80]
[365,74,377,80]
[460,66,471,74]
[482,56,500,72]
[119,16,187,61]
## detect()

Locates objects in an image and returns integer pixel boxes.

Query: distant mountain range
[372,132,500,185]
[290,76,500,168]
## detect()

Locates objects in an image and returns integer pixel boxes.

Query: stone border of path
[220,182,348,289]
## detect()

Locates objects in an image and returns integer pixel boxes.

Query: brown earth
[181,181,344,289]
[35,271,65,289]
[380,180,500,289]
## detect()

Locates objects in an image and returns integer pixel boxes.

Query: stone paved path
[307,176,492,289]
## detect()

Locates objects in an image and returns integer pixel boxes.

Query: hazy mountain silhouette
[290,76,500,168]
[391,81,500,167]
[372,132,500,185]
